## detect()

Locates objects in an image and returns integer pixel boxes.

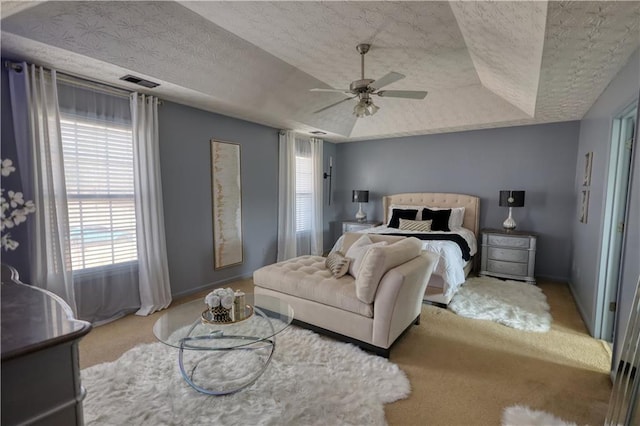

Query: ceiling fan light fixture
[353,98,378,118]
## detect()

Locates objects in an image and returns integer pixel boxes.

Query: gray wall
[159,102,337,297]
[333,121,581,281]
[569,49,639,342]
[158,102,280,297]
[323,141,338,253]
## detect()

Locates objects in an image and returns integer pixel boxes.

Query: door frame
[596,102,637,341]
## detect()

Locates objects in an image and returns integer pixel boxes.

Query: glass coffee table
[153,293,293,395]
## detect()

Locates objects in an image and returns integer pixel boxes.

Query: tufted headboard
[382,193,480,236]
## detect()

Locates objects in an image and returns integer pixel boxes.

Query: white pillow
[355,237,423,303]
[428,207,466,229]
[345,235,389,278]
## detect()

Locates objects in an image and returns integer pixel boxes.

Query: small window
[295,154,312,233]
[60,116,137,271]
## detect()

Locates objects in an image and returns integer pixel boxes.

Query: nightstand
[479,229,536,284]
[341,220,382,233]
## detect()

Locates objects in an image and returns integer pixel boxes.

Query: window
[295,153,312,233]
[60,116,137,271]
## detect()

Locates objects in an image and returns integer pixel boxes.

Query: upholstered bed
[333,192,480,305]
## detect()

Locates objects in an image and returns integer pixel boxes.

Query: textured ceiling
[1,1,639,142]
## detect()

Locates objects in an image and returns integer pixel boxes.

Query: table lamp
[499,190,525,230]
[352,190,369,222]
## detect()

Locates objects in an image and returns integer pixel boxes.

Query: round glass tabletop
[153,293,294,351]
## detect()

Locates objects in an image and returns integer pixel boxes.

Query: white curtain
[131,93,172,316]
[24,65,77,313]
[277,130,297,261]
[277,131,323,260]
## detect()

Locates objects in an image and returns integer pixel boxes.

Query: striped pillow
[399,219,433,232]
[325,251,351,278]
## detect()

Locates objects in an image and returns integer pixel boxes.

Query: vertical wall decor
[583,151,593,186]
[211,140,243,269]
[580,190,590,224]
[580,151,593,223]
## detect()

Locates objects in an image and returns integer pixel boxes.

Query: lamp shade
[352,190,369,203]
[499,190,525,207]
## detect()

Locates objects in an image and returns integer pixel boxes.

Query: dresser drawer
[487,247,529,263]
[486,259,528,277]
[487,234,531,249]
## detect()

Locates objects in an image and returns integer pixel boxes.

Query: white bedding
[332,226,477,298]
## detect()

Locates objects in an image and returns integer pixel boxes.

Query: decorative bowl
[201,304,254,325]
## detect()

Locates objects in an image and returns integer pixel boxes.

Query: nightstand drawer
[486,259,528,276]
[487,234,531,249]
[487,247,529,263]
[343,223,371,232]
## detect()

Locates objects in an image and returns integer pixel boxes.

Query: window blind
[295,154,312,233]
[60,116,137,271]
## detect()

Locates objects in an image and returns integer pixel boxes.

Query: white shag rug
[502,405,577,426]
[449,276,552,332]
[81,326,410,425]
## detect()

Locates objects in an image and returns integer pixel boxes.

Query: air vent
[120,75,159,88]
[310,131,327,135]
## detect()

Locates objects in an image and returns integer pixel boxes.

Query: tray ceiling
[1,1,639,142]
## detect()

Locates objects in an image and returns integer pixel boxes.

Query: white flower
[1,158,35,251]
[1,217,14,230]
[205,292,221,308]
[1,233,19,250]
[11,210,27,226]
[23,200,36,213]
[8,191,25,208]
[1,159,15,177]
[221,294,234,309]
[206,287,236,309]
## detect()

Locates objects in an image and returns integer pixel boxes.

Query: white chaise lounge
[253,235,437,357]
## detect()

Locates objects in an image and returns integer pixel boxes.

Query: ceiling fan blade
[376,90,428,100]
[369,72,405,90]
[310,88,351,94]
[313,96,357,114]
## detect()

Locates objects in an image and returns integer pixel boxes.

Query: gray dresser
[1,266,92,425]
[479,229,537,284]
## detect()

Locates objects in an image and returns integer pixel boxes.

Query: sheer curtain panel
[22,65,77,313]
[131,93,172,316]
[277,131,297,261]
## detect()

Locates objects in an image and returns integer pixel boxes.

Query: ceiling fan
[310,44,428,118]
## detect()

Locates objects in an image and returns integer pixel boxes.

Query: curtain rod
[3,60,163,104]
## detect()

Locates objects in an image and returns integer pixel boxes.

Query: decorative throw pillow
[399,219,432,232]
[428,206,466,229]
[355,237,423,304]
[387,204,422,223]
[325,251,350,278]
[388,208,419,228]
[345,235,389,278]
[422,208,451,231]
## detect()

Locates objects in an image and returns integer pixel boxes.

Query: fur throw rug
[81,326,410,425]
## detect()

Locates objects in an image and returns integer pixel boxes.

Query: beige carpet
[79,279,612,425]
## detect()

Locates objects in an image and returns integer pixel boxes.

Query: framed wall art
[211,139,243,269]
[580,190,590,224]
[583,151,593,186]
